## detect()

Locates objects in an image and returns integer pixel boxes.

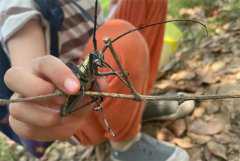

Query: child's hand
[4,55,89,141]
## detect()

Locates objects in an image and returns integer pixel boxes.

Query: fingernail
[64,78,79,93]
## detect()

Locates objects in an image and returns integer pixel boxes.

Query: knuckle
[10,93,19,100]
[59,131,74,140]
[9,103,21,118]
[36,55,54,70]
[4,67,16,86]
[9,117,35,139]
[44,113,61,126]
[4,69,11,84]
[41,55,54,61]
[37,57,47,71]
[52,97,65,106]
[45,54,54,59]
[43,55,58,64]
[20,128,36,140]
[41,82,55,94]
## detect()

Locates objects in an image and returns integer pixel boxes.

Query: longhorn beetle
[61,0,208,137]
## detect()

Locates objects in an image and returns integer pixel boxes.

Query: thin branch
[1,91,240,106]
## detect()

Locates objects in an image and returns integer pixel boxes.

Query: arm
[2,0,105,142]
[4,18,90,141]
[7,20,46,67]
[4,19,84,141]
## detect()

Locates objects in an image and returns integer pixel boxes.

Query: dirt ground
[1,2,240,161]
[144,18,240,161]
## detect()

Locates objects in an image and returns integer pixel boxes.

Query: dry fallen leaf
[192,107,206,118]
[206,103,220,115]
[196,65,220,84]
[156,128,175,142]
[235,72,240,80]
[172,137,194,149]
[211,61,226,72]
[179,7,205,19]
[154,80,177,92]
[170,70,196,81]
[204,146,219,161]
[207,141,227,160]
[188,132,212,145]
[189,119,224,135]
[214,133,232,144]
[188,147,204,161]
[169,119,187,137]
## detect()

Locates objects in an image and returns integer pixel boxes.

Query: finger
[37,96,66,108]
[29,94,66,110]
[32,55,80,94]
[4,67,55,96]
[9,101,61,127]
[9,116,80,141]
[41,96,66,108]
[70,97,93,117]
[5,68,64,107]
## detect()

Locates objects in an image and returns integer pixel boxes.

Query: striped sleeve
[0,0,49,54]
[59,0,104,62]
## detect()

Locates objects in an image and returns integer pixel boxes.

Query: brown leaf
[189,119,224,135]
[214,133,232,144]
[179,7,205,19]
[207,141,227,160]
[154,80,198,93]
[204,147,220,161]
[170,70,196,81]
[192,107,205,118]
[211,61,226,72]
[206,103,219,114]
[196,66,220,84]
[236,72,240,80]
[189,147,204,161]
[156,128,174,142]
[188,132,212,145]
[201,73,220,84]
[172,137,194,149]
[169,119,187,137]
[154,80,177,91]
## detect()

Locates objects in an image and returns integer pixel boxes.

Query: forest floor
[1,1,240,161]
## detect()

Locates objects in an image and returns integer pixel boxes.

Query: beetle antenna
[102,19,208,52]
[93,0,98,51]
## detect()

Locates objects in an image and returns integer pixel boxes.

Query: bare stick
[104,38,142,100]
[1,91,240,106]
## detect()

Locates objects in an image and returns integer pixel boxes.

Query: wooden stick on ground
[1,91,240,106]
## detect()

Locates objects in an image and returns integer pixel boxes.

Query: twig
[1,91,240,106]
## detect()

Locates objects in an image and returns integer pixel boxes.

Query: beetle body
[60,51,104,117]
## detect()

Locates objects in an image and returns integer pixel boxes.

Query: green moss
[0,138,17,161]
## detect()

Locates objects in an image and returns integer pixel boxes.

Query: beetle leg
[70,81,103,113]
[104,39,141,101]
[91,81,116,136]
[60,86,85,117]
[70,97,99,113]
[99,61,130,87]
[66,62,82,78]
[96,71,115,76]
